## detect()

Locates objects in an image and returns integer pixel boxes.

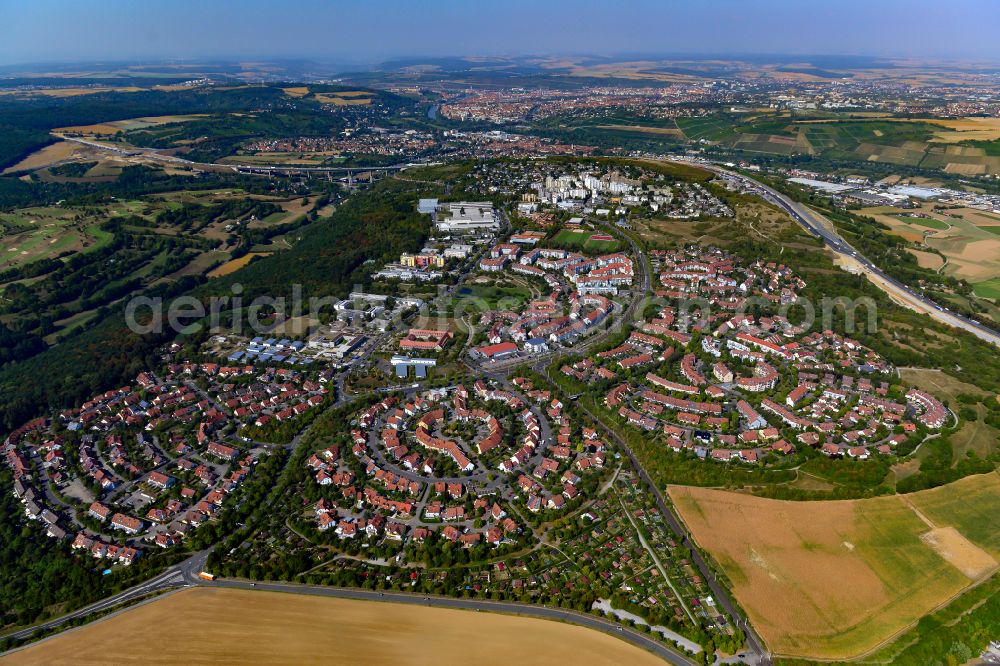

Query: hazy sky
[2,0,998,66]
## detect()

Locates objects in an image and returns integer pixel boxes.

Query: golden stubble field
[1,141,86,174]
[54,114,207,136]
[4,587,664,666]
[921,117,1000,143]
[206,251,273,278]
[669,473,1000,659]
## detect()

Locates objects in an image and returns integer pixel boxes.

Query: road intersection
[2,193,774,666]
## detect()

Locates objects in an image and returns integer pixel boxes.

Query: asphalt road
[4,548,697,665]
[4,550,210,642]
[479,219,770,664]
[695,161,1000,348]
[2,198,744,665]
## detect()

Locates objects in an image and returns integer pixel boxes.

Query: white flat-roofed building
[888,185,943,200]
[788,177,855,194]
[444,243,473,259]
[435,202,498,233]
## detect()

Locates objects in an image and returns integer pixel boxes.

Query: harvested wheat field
[907,471,1000,559]
[2,141,86,174]
[908,248,945,270]
[0,86,145,98]
[924,117,1000,143]
[314,93,373,105]
[919,527,996,579]
[207,252,272,278]
[669,477,1000,659]
[5,587,662,666]
[861,204,1000,282]
[54,114,206,136]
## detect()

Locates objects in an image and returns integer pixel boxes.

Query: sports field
[3,587,663,666]
[669,474,1000,659]
[551,228,622,252]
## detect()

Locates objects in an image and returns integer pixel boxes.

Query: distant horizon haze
[1,0,998,67]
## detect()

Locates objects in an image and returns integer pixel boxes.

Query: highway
[48,133,1000,346]
[689,160,1000,348]
[0,169,766,665]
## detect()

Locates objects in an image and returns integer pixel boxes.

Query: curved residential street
[1,185,773,666]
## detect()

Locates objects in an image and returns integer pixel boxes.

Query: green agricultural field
[676,115,741,141]
[973,278,1000,299]
[671,112,1000,173]
[83,161,124,178]
[896,215,949,230]
[981,226,1000,236]
[909,472,1000,558]
[731,133,800,155]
